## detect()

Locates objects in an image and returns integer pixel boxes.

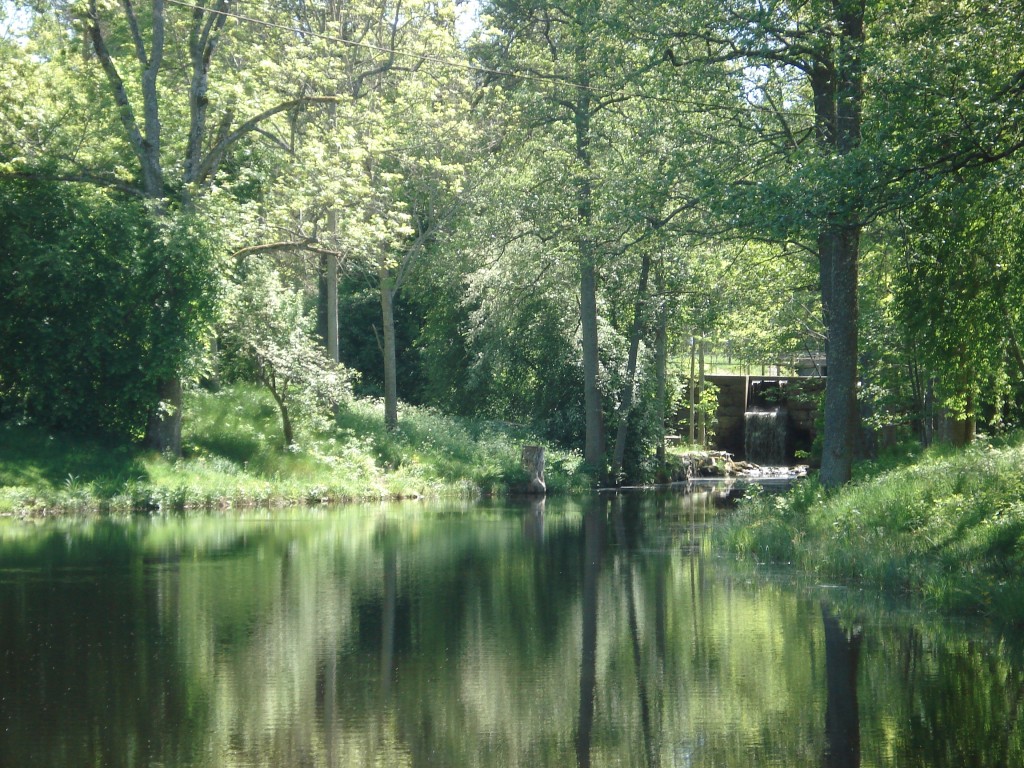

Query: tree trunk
[326,213,340,363]
[143,376,183,455]
[819,226,861,488]
[611,253,652,483]
[379,264,399,431]
[264,376,295,447]
[688,336,697,445]
[88,0,183,456]
[581,259,604,474]
[923,376,935,447]
[941,384,975,447]
[521,445,547,494]
[575,8,604,480]
[317,255,329,345]
[654,266,668,478]
[87,0,312,458]
[812,1,865,489]
[698,338,706,447]
[280,401,294,448]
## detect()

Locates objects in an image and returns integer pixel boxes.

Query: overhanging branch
[195,96,338,185]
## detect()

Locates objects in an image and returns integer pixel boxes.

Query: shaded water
[1,488,1023,767]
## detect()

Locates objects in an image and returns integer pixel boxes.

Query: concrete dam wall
[704,375,825,465]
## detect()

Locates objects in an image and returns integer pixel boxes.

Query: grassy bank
[719,434,1024,624]
[0,385,590,516]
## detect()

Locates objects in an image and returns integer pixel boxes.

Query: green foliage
[410,267,477,414]
[339,398,590,495]
[5,0,1024,486]
[894,170,1024,428]
[856,235,918,436]
[220,260,351,446]
[720,435,1024,624]
[336,279,425,401]
[429,232,589,446]
[614,372,663,483]
[0,421,148,513]
[0,177,220,439]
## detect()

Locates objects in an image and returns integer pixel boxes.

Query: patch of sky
[456,0,480,43]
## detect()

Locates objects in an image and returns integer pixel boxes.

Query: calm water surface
[1,486,1022,767]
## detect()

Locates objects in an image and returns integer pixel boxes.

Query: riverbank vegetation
[2,0,1024,495]
[0,385,589,516]
[720,435,1024,624]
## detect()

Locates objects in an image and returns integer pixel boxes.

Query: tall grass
[719,434,1024,623]
[0,384,590,515]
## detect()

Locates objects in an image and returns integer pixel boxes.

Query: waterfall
[744,409,787,465]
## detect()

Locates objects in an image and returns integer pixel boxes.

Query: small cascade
[744,409,787,466]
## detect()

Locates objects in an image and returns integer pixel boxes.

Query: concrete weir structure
[706,375,825,464]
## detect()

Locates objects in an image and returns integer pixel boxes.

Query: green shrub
[0,178,220,439]
[720,434,1024,624]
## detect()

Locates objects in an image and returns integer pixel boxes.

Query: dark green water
[1,487,1022,767]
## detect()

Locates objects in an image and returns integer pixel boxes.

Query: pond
[1,485,1022,767]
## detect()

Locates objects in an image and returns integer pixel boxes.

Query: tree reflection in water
[575,498,604,768]
[1,495,1023,767]
[821,603,862,768]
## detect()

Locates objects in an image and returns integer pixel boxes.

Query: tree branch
[5,169,145,198]
[352,0,402,97]
[230,238,346,261]
[86,0,146,165]
[184,0,229,191]
[121,0,149,66]
[195,96,338,186]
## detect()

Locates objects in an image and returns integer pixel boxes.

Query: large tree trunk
[611,253,652,483]
[812,1,865,488]
[87,0,166,200]
[654,262,668,476]
[88,0,182,455]
[581,257,604,474]
[575,6,604,480]
[818,226,861,488]
[87,0,317,457]
[379,264,399,431]
[90,0,233,457]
